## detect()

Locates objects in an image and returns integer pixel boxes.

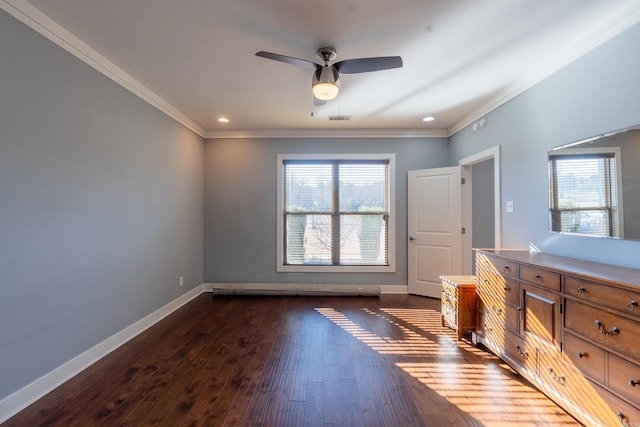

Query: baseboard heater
[209,283,381,296]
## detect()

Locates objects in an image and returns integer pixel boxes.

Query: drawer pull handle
[617,412,631,427]
[503,266,511,272]
[503,286,509,291]
[595,320,620,336]
[629,300,638,311]
[548,367,566,384]
[630,379,639,387]
[578,352,586,358]
[534,274,541,282]
[577,287,585,295]
[491,304,502,315]
[516,345,528,359]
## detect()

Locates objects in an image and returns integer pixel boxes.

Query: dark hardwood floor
[3,293,580,426]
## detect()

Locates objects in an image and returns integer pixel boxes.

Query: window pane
[556,210,611,237]
[286,214,308,264]
[555,158,608,209]
[339,163,387,213]
[339,214,387,265]
[285,163,332,212]
[300,214,332,265]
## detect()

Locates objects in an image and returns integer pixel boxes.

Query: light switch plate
[506,201,514,213]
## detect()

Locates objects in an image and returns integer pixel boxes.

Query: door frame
[459,145,502,274]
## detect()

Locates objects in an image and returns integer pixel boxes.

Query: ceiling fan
[255,47,403,102]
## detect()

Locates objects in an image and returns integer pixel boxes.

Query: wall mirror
[548,126,640,241]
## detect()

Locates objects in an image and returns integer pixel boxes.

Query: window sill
[278,264,395,273]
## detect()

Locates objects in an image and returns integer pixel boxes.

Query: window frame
[548,146,624,238]
[276,153,396,273]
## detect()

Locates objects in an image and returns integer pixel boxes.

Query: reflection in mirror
[548,127,640,241]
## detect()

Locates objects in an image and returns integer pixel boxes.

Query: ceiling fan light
[313,81,340,100]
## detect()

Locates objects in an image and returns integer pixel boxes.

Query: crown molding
[204,128,449,139]
[447,1,640,137]
[1,0,206,137]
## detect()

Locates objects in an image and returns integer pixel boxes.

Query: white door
[408,167,463,297]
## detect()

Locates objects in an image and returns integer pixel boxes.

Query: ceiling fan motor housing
[313,65,340,85]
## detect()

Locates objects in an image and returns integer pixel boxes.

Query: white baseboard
[379,284,408,294]
[0,284,207,424]
[207,282,408,295]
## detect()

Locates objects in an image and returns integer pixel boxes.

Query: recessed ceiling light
[217,117,230,123]
[422,116,435,122]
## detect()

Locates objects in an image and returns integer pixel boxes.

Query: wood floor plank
[3,294,581,427]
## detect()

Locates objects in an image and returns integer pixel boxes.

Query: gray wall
[0,10,204,400]
[472,159,495,250]
[450,21,640,269]
[204,137,449,286]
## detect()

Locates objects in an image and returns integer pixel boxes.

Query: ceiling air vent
[329,115,351,121]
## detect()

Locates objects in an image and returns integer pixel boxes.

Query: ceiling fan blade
[334,56,403,74]
[255,51,319,71]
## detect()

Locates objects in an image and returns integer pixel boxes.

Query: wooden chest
[440,275,477,341]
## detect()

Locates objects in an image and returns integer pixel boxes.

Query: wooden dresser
[440,275,477,341]
[475,249,640,427]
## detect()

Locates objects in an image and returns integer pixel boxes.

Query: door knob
[409,236,416,241]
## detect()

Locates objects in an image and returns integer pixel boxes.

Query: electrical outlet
[179,276,184,287]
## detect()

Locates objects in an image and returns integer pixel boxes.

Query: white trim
[0,0,205,137]
[379,284,408,294]
[206,282,407,295]
[276,153,396,273]
[0,285,208,424]
[205,128,449,139]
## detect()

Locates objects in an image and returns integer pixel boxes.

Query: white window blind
[279,156,393,271]
[549,152,619,237]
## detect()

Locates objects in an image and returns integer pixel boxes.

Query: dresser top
[476,249,640,291]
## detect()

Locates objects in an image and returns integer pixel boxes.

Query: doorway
[460,146,502,274]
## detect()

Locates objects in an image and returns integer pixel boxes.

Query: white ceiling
[4,0,640,138]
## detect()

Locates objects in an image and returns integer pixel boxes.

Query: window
[548,148,622,238]
[277,154,395,272]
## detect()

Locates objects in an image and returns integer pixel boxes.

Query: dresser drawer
[591,381,640,427]
[441,296,457,330]
[609,354,640,405]
[520,264,561,291]
[504,328,537,373]
[565,300,640,360]
[563,331,605,383]
[565,275,640,319]
[538,348,596,409]
[477,252,519,279]
[476,270,519,307]
[483,299,520,334]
